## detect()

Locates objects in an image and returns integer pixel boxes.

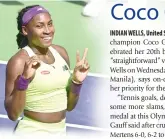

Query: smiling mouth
[42,37,52,41]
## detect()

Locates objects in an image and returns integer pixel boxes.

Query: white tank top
[22,46,71,112]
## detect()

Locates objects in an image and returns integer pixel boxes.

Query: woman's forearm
[5,89,26,121]
[67,78,82,111]
[67,91,79,111]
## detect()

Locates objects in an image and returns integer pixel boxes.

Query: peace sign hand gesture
[72,48,90,84]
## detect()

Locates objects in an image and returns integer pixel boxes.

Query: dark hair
[16,5,39,49]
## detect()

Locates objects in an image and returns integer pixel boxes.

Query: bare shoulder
[6,49,29,75]
[51,45,70,67]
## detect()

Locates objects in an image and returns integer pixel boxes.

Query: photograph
[0,0,108,138]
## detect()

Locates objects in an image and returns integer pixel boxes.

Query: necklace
[35,52,56,69]
[34,50,49,56]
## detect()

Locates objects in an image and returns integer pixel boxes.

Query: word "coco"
[111,3,159,20]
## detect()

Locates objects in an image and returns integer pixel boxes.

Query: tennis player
[4,5,89,136]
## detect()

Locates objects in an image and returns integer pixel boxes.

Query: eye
[48,22,53,26]
[36,24,43,28]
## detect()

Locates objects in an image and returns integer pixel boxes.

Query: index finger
[76,50,81,63]
[82,48,88,61]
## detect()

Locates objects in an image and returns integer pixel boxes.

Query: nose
[43,26,50,34]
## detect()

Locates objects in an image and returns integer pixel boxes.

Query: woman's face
[25,12,55,48]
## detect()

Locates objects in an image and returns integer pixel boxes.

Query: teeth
[43,37,52,40]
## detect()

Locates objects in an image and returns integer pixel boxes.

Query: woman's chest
[29,62,70,93]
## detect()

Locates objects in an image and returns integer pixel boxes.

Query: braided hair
[16,5,39,49]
